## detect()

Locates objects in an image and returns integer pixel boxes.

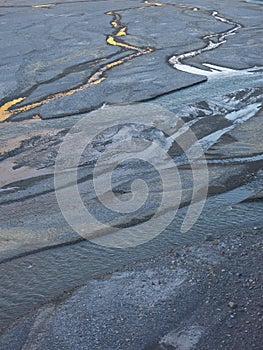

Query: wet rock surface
[0,0,263,347]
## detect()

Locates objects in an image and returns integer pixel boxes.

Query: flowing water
[0,81,262,331]
[0,0,263,333]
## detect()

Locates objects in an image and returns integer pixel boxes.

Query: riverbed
[0,0,262,334]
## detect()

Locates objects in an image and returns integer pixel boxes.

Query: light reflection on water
[149,69,263,112]
[245,0,263,5]
[1,66,263,333]
[0,180,262,331]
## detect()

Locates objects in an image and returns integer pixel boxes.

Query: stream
[0,0,262,334]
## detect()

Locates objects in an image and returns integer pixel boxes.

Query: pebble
[228,301,238,309]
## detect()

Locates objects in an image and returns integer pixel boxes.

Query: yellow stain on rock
[0,98,25,122]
